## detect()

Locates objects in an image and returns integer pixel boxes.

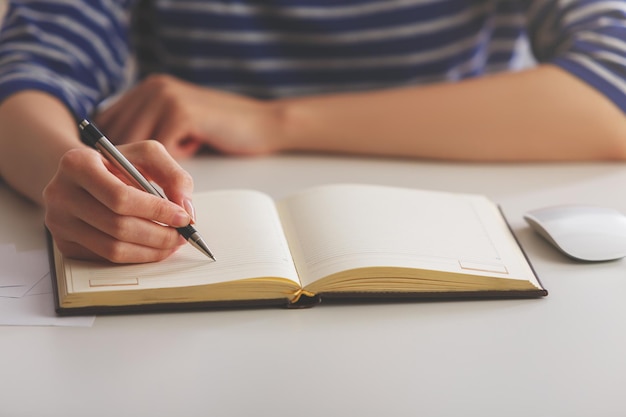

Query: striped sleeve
[0,0,133,118]
[528,0,626,113]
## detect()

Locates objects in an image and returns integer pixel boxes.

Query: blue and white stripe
[0,0,624,118]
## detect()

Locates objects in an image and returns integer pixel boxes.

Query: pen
[78,119,216,261]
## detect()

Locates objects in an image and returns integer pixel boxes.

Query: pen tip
[189,236,216,261]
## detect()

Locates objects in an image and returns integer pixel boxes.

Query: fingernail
[173,210,191,227]
[183,198,196,224]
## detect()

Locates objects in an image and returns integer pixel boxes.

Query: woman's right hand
[43,140,196,263]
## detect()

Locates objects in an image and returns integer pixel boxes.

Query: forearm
[276,65,626,161]
[0,91,83,204]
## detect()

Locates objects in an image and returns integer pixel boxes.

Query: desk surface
[2,155,626,417]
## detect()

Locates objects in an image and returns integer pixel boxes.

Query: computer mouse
[524,205,626,262]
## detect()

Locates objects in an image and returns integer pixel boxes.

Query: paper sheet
[0,244,94,327]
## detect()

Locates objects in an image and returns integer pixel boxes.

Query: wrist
[269,97,312,153]
[0,91,82,204]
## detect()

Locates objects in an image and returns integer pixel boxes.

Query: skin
[1,63,625,263]
[0,91,194,263]
[96,64,626,161]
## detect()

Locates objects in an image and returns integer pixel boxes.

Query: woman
[0,0,624,262]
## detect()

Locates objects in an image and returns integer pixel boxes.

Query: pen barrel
[78,120,104,148]
[79,120,164,197]
[96,140,164,197]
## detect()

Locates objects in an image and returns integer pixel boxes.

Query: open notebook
[49,183,547,314]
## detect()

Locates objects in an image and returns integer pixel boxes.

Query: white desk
[1,155,626,417]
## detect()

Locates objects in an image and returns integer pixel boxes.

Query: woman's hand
[95,74,284,159]
[43,141,196,263]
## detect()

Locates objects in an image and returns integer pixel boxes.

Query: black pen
[78,119,215,261]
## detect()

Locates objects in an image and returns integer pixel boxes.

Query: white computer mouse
[524,205,626,262]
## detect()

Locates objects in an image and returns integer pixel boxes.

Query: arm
[0,91,195,263]
[276,64,626,161]
[0,3,196,263]
[97,62,626,162]
[282,0,626,160]
[96,1,626,162]
[0,91,79,204]
[0,0,135,201]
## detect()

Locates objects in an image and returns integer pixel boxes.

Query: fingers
[43,145,195,263]
[116,141,196,214]
[152,110,203,159]
[95,75,203,159]
[53,240,175,264]
[50,216,182,264]
[96,73,280,162]
[72,149,192,228]
[96,86,156,145]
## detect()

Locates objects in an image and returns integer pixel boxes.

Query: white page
[277,184,539,288]
[66,190,300,294]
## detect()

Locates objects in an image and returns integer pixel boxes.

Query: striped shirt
[0,0,625,119]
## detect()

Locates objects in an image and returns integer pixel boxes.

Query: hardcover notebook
[48,183,547,315]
